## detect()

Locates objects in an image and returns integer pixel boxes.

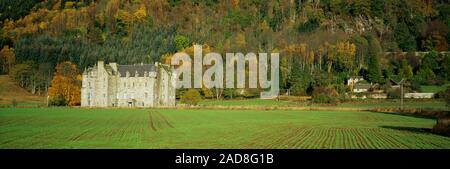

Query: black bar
[1,149,448,168]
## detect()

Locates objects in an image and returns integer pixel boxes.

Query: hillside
[0,0,449,102]
[0,75,46,107]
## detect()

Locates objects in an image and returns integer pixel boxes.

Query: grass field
[200,99,448,110]
[199,99,302,106]
[337,100,447,109]
[421,84,449,93]
[1,108,449,149]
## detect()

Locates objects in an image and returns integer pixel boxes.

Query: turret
[110,62,118,72]
[98,60,104,71]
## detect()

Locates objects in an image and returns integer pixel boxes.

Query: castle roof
[118,64,156,77]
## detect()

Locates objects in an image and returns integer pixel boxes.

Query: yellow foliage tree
[232,0,240,9]
[161,53,173,64]
[0,46,16,73]
[235,33,246,50]
[326,41,356,72]
[133,6,148,24]
[48,61,82,106]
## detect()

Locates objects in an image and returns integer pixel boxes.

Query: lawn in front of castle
[1,107,450,148]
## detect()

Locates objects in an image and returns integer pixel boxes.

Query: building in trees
[81,61,176,107]
[347,76,371,93]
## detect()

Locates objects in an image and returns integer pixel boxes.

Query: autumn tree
[326,41,356,72]
[48,61,82,106]
[0,46,16,74]
[133,6,149,25]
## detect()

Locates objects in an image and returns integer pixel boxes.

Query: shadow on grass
[380,125,450,137]
[380,126,432,134]
[368,111,436,120]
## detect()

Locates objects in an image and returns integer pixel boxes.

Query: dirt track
[148,110,174,131]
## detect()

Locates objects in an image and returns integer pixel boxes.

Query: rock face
[81,61,176,107]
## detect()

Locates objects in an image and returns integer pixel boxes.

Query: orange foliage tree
[48,61,82,106]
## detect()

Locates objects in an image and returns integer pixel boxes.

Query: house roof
[118,64,156,77]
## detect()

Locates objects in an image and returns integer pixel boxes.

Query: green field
[1,108,450,149]
[421,85,449,93]
[337,100,447,109]
[199,99,302,106]
[200,99,447,110]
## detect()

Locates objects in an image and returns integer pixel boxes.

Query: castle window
[124,82,126,88]
[145,82,147,87]
[145,93,148,98]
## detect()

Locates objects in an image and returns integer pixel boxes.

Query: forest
[0,0,449,104]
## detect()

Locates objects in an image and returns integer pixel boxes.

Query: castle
[81,61,176,107]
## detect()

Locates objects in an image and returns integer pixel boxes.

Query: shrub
[435,86,450,108]
[312,94,339,104]
[223,89,236,99]
[49,94,67,106]
[311,87,339,104]
[242,89,260,98]
[387,88,401,99]
[181,89,201,106]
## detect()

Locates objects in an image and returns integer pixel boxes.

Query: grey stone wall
[81,61,176,107]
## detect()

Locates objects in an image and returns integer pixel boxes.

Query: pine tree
[367,35,382,83]
[395,22,417,52]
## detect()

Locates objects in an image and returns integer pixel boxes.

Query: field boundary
[5,104,447,112]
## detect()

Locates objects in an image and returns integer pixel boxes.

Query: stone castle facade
[81,61,176,107]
